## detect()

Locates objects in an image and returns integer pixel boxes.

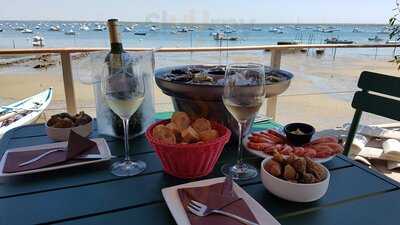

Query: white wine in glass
[105,96,144,120]
[221,63,265,180]
[223,98,263,122]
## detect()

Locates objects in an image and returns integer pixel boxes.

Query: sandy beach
[0,51,398,130]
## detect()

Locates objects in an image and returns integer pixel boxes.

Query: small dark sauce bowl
[284,123,315,146]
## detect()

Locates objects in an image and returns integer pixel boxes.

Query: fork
[187,200,259,225]
[18,147,67,167]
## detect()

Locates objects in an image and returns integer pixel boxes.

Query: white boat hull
[0,88,53,138]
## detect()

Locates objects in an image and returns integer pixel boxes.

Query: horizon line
[0,19,388,26]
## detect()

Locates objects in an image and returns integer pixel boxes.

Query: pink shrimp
[280,144,294,155]
[260,131,285,144]
[248,136,270,143]
[267,129,286,141]
[320,142,344,154]
[316,150,334,158]
[304,148,317,158]
[251,133,277,143]
[247,142,274,151]
[312,145,335,158]
[307,136,338,145]
[294,147,306,156]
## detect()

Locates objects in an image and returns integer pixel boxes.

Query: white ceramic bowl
[260,158,330,202]
[45,120,92,141]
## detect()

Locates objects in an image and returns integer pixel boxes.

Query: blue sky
[0,0,396,24]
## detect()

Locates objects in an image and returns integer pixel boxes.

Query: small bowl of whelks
[45,111,92,141]
[145,111,231,179]
[261,151,330,202]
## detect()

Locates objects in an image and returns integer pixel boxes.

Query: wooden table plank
[58,189,400,225]
[338,154,400,188]
[1,119,383,225]
[0,165,395,225]
[0,152,253,199]
[0,130,351,199]
[55,203,174,225]
[0,145,350,199]
[242,166,397,217]
[42,165,398,225]
[3,135,351,168]
[278,189,400,225]
[0,153,161,198]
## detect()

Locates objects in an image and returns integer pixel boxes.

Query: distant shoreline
[0,19,388,26]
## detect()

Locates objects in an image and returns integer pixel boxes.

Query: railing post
[267,49,281,120]
[60,52,77,114]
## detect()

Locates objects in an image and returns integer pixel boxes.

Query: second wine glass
[221,63,265,180]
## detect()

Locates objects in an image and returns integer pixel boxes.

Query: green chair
[343,71,400,156]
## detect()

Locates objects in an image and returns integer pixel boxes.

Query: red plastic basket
[145,120,231,179]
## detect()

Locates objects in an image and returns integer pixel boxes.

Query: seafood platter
[244,128,343,163]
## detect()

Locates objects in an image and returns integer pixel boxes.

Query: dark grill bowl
[155,64,293,137]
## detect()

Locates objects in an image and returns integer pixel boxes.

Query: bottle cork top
[107,19,120,44]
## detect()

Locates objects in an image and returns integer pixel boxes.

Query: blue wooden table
[0,116,399,225]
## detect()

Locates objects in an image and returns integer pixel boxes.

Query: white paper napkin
[383,139,400,170]
[344,123,400,140]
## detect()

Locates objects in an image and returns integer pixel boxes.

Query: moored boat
[93,25,105,31]
[21,29,33,34]
[177,27,188,32]
[32,36,45,47]
[49,26,60,31]
[0,88,53,138]
[150,25,160,31]
[213,32,238,41]
[134,31,147,35]
[64,29,76,35]
[315,48,325,55]
[368,35,383,42]
[269,27,283,33]
[386,40,400,44]
[14,26,25,31]
[123,27,132,32]
[79,25,90,31]
[324,37,354,44]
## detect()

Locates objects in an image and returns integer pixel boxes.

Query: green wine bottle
[105,18,142,138]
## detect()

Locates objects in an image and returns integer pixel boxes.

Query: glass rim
[226,63,265,70]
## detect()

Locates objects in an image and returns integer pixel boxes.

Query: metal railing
[0,43,399,120]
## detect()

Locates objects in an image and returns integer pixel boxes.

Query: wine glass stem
[237,121,244,166]
[122,118,131,161]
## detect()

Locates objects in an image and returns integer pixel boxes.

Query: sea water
[0,21,397,59]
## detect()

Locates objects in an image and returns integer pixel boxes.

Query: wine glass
[102,57,146,177]
[221,63,265,180]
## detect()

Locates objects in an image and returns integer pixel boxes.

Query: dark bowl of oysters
[155,65,293,137]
